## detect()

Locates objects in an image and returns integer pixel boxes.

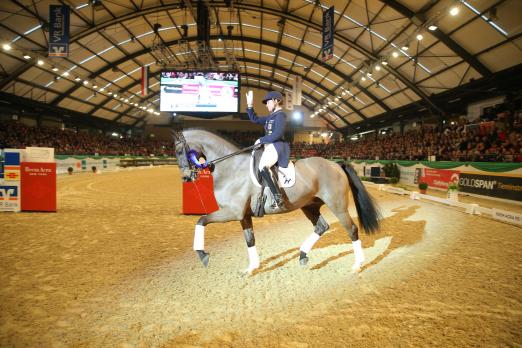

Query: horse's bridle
[173,129,257,181]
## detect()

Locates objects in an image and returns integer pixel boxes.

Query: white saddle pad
[250,153,296,188]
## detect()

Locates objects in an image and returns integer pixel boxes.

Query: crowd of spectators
[0,120,176,156]
[291,116,522,163]
[1,112,521,162]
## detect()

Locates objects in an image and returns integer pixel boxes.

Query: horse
[174,129,381,274]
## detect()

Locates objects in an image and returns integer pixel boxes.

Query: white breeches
[258,143,278,170]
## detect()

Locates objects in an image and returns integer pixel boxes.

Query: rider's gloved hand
[246,91,253,107]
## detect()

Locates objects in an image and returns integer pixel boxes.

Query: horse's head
[173,130,196,182]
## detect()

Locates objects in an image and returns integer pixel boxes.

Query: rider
[246,90,290,209]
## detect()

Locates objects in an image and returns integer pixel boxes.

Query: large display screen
[160,71,239,113]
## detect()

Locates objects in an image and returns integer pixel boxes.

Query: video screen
[160,71,239,113]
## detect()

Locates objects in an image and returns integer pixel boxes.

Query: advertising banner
[418,168,460,189]
[21,162,57,212]
[322,6,334,62]
[0,182,21,212]
[49,5,70,57]
[459,173,522,201]
[183,169,219,215]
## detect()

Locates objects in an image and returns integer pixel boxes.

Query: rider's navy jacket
[247,107,290,168]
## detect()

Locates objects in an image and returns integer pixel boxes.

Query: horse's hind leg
[299,202,329,266]
[332,210,364,272]
[240,215,260,274]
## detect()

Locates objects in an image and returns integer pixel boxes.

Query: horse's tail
[341,163,382,234]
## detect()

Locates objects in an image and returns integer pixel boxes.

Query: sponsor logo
[4,171,20,180]
[459,177,497,190]
[0,185,18,200]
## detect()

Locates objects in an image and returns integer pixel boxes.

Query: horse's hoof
[196,250,210,267]
[299,257,309,266]
[351,263,362,273]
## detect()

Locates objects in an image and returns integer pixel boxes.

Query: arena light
[74,76,81,81]
[111,132,119,137]
[23,53,32,60]
[450,6,459,16]
[375,65,381,71]
[37,59,44,66]
[52,66,58,72]
[83,80,89,85]
[361,76,366,81]
[99,87,105,92]
[392,51,399,58]
[428,25,438,31]
[416,34,424,41]
[62,71,69,77]
[3,43,12,51]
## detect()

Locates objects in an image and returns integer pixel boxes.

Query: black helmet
[262,91,283,104]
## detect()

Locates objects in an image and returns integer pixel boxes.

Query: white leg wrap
[352,239,365,265]
[300,232,321,254]
[247,246,260,272]
[193,225,205,251]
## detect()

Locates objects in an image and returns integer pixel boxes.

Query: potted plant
[447,182,459,201]
[418,181,428,194]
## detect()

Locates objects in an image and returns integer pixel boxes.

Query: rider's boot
[260,167,285,209]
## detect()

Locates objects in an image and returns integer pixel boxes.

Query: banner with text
[49,5,70,57]
[322,6,334,62]
[459,173,522,201]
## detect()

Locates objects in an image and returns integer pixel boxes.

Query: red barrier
[182,169,219,215]
[21,162,57,212]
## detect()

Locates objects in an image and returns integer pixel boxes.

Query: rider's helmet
[262,91,283,104]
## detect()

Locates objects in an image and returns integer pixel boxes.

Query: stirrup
[270,193,285,209]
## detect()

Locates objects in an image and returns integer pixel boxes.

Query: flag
[141,66,149,96]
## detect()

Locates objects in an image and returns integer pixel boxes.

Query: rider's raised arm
[247,107,267,125]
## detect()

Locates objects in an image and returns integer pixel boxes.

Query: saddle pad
[249,150,296,188]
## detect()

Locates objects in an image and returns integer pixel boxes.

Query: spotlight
[75,76,81,81]
[62,71,69,77]
[23,54,32,60]
[401,45,409,51]
[37,59,44,66]
[375,65,381,71]
[381,60,388,66]
[52,67,58,72]
[450,6,459,16]
[83,80,89,85]
[392,51,399,58]
[416,34,423,41]
[428,25,437,31]
[2,43,12,51]
[100,87,105,92]
[361,76,366,82]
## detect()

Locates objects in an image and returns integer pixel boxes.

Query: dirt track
[0,166,521,347]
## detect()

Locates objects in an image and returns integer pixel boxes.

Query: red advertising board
[21,162,57,212]
[182,169,219,215]
[420,168,460,189]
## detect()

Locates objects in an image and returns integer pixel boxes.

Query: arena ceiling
[0,0,521,131]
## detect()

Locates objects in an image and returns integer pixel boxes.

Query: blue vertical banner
[48,5,70,57]
[322,6,334,62]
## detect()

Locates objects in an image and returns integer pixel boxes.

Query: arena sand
[0,166,520,347]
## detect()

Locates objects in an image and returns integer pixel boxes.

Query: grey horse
[174,129,381,273]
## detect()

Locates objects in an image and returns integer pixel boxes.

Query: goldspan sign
[459,173,522,201]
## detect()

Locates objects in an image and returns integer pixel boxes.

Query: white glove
[246,90,253,107]
[254,138,261,145]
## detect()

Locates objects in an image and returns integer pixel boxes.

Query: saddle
[249,148,296,189]
[249,148,295,217]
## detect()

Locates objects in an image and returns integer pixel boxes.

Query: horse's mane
[183,128,241,152]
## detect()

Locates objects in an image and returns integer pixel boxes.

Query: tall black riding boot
[260,168,285,209]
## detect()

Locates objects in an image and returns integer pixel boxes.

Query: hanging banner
[292,75,302,106]
[322,6,334,62]
[49,5,70,57]
[141,66,149,96]
[284,91,293,110]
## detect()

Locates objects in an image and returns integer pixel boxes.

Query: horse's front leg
[240,215,259,274]
[193,208,244,267]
